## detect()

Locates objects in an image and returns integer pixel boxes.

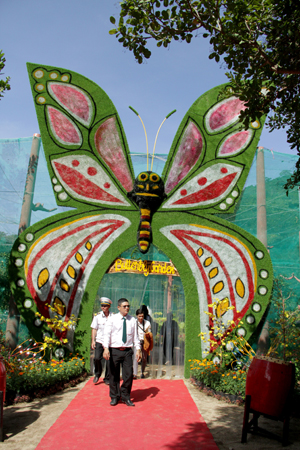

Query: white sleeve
[133,318,141,351]
[103,315,113,348]
[90,315,98,329]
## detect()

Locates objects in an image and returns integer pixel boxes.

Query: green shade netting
[0,138,299,341]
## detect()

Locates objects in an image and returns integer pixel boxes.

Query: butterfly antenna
[151,110,176,172]
[129,106,149,171]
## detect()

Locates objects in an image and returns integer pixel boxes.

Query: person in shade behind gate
[160,312,179,365]
[103,298,141,407]
[90,297,113,385]
[133,308,152,379]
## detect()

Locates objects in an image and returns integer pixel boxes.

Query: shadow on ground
[3,409,40,439]
[164,421,218,450]
[2,384,84,441]
[185,381,300,450]
[131,386,160,403]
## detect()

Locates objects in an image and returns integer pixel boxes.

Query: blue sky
[0,0,294,156]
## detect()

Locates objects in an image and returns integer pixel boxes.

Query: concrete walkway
[1,378,299,450]
[185,381,300,450]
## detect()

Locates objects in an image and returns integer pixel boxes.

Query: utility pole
[256,147,269,354]
[18,134,41,234]
[256,147,267,248]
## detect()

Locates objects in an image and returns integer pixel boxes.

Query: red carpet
[36,379,219,449]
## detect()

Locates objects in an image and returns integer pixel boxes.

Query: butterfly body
[128,171,166,253]
[9,64,273,375]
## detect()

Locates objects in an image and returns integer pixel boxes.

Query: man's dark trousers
[109,348,133,400]
[94,343,110,381]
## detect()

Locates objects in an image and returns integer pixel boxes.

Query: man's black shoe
[122,399,135,407]
[104,379,110,385]
[110,398,119,406]
[93,376,99,384]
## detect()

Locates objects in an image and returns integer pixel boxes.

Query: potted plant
[246,279,298,417]
[242,279,299,444]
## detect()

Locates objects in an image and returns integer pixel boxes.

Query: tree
[0,50,11,99]
[0,251,10,311]
[110,0,300,192]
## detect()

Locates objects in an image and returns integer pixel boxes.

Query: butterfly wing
[10,64,142,356]
[161,84,264,213]
[10,209,137,350]
[27,63,137,209]
[154,84,271,372]
[153,212,272,366]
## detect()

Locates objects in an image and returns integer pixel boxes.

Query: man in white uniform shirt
[90,297,113,385]
[103,298,141,406]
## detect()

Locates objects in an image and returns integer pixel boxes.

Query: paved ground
[1,378,299,450]
[185,381,300,450]
[1,379,90,450]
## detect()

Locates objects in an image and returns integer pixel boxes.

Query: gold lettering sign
[107,258,179,277]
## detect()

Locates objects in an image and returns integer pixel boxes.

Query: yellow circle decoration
[35,84,45,92]
[197,247,203,257]
[150,173,160,182]
[235,278,245,298]
[38,268,49,289]
[138,172,148,181]
[37,96,46,104]
[34,70,44,79]
[250,120,260,129]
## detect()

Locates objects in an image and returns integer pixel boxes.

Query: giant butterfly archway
[96,244,186,379]
[10,64,273,376]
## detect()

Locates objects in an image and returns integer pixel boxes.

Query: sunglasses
[122,305,130,308]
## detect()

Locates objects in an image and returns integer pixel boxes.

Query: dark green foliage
[190,359,247,398]
[0,50,10,99]
[0,233,18,312]
[6,357,86,393]
[109,1,300,192]
[0,251,10,311]
[268,277,300,378]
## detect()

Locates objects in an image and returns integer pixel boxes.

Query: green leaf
[143,48,151,59]
[162,9,170,20]
[110,16,116,24]
[109,29,117,35]
[111,0,300,189]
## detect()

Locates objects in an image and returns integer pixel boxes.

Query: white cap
[100,297,112,305]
